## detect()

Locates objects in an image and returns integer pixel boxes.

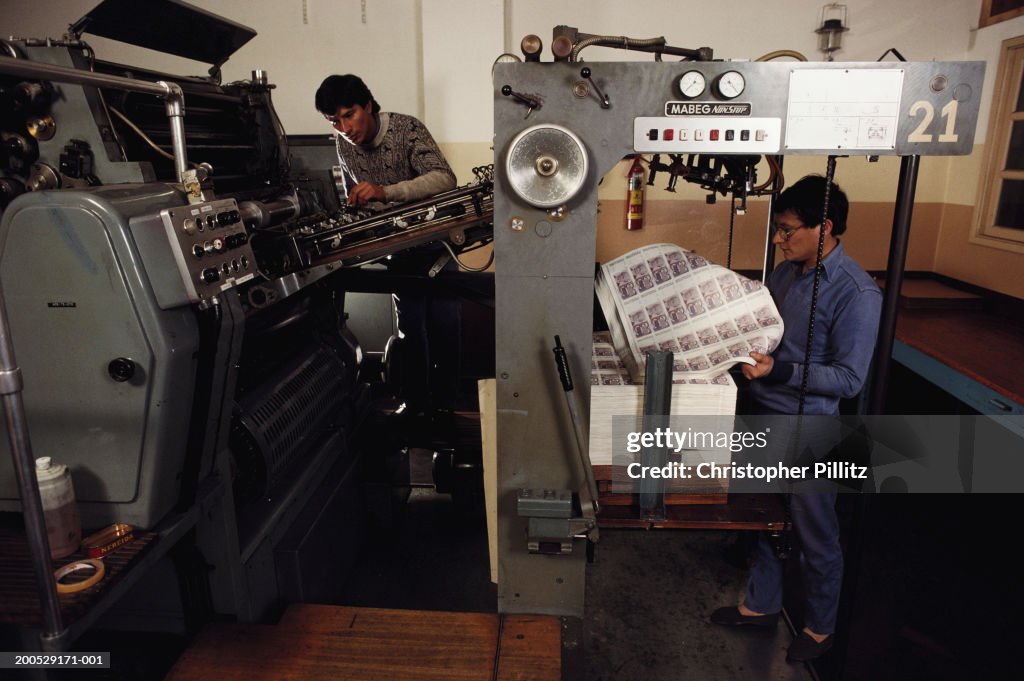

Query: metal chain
[726,197,737,269]
[774,156,839,561]
[797,155,837,416]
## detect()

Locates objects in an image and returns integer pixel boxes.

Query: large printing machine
[490,30,985,623]
[0,2,993,669]
[0,0,494,646]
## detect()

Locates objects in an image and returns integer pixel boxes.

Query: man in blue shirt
[711,175,882,662]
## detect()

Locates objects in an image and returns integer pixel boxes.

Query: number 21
[908,99,959,143]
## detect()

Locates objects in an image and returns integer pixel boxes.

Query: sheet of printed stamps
[597,244,784,381]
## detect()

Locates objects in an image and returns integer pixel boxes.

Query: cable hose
[570,35,666,61]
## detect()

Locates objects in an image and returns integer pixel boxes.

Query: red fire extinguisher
[625,156,645,231]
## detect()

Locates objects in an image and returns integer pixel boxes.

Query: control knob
[107,357,136,382]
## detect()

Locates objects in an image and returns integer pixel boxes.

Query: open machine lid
[69,0,257,68]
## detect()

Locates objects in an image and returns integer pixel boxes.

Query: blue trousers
[744,492,842,635]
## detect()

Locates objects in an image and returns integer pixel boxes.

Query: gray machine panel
[131,197,257,310]
[0,185,200,529]
[630,61,985,156]
[492,59,985,617]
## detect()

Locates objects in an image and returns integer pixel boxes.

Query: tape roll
[54,558,105,594]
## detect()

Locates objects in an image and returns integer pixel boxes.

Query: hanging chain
[797,155,837,417]
[773,156,839,561]
[726,197,737,269]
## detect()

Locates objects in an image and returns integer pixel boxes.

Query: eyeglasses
[772,224,810,241]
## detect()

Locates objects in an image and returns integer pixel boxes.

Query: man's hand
[347,181,386,206]
[741,351,775,381]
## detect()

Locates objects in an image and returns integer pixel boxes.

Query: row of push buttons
[647,128,768,142]
[201,256,251,284]
[182,210,241,235]
[191,232,249,259]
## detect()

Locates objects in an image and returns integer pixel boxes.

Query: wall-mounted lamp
[815,3,849,61]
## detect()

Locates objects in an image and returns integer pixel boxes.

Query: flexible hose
[108,106,178,162]
[570,35,666,62]
[443,240,494,272]
[756,49,808,62]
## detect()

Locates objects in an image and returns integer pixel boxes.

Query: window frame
[980,0,1024,29]
[972,34,1024,253]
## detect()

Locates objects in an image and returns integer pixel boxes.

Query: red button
[710,129,720,141]
[663,129,674,141]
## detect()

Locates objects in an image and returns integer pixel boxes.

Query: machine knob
[216,210,240,225]
[108,357,136,382]
[225,232,249,249]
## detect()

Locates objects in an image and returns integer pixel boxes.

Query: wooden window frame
[980,1,1024,28]
[971,34,1024,253]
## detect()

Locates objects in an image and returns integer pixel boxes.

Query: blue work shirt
[748,241,882,416]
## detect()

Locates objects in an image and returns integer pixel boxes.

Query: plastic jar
[35,457,82,560]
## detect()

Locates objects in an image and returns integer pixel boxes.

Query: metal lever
[500,85,542,118]
[580,67,610,108]
[553,335,601,523]
[514,335,599,555]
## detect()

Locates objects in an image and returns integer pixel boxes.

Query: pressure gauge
[678,70,707,98]
[716,70,746,99]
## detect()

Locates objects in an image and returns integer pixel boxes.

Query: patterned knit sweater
[334,111,456,204]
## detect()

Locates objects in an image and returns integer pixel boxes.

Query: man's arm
[383,116,456,204]
[383,169,456,204]
[761,287,882,398]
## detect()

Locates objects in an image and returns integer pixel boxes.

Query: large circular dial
[716,70,746,99]
[678,70,707,98]
[505,124,588,208]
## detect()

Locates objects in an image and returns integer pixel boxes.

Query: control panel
[150,198,256,308]
[533,60,990,158]
[634,116,781,154]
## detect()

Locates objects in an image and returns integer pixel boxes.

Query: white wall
[421,0,503,143]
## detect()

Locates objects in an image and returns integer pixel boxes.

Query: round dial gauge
[716,70,746,99]
[678,70,707,98]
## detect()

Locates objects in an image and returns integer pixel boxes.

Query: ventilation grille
[235,346,348,482]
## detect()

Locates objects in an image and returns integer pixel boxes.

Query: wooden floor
[165,604,560,681]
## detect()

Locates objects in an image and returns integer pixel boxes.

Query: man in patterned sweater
[315,74,460,414]
[315,74,456,207]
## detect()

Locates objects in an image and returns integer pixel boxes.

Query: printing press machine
[0,0,494,643]
[0,4,994,673]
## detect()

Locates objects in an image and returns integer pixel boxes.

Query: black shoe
[787,632,833,662]
[710,606,779,628]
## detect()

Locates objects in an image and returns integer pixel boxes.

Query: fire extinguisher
[625,155,645,231]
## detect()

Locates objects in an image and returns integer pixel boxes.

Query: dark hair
[315,74,380,115]
[774,174,849,236]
